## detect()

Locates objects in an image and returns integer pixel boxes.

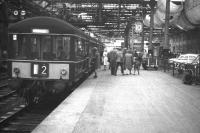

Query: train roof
[8,16,103,45]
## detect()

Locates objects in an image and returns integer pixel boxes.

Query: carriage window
[82,40,86,57]
[78,40,83,57]
[85,41,89,56]
[89,46,93,57]
[74,39,78,56]
[75,39,85,58]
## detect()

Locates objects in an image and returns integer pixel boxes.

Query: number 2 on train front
[31,63,49,77]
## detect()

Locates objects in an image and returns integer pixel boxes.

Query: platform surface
[32,69,200,133]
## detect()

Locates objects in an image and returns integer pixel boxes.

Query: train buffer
[32,69,200,133]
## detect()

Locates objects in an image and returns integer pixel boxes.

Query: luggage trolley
[142,45,159,70]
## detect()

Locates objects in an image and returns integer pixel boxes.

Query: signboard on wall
[129,20,144,49]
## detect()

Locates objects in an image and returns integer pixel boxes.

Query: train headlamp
[14,67,20,77]
[60,69,67,76]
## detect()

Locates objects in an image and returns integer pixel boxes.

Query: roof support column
[149,0,156,49]
[164,0,170,50]
[98,3,103,23]
[163,0,170,72]
[118,0,121,30]
[141,2,145,52]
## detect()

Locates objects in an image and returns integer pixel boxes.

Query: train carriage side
[7,17,103,102]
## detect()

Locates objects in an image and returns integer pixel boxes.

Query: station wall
[170,28,200,54]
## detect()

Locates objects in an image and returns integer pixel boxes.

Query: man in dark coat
[115,48,124,75]
[108,48,117,75]
[91,47,99,78]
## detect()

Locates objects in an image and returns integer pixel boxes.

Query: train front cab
[7,33,95,97]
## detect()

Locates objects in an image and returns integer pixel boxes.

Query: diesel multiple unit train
[7,17,104,103]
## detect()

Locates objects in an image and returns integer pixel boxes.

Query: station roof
[6,0,183,39]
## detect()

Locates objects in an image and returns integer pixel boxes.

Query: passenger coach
[7,17,104,103]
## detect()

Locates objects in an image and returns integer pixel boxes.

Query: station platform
[32,69,200,133]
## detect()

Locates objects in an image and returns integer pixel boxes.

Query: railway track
[0,74,8,88]
[0,93,63,133]
[0,86,75,133]
[0,73,10,101]
[0,73,89,132]
[0,90,23,116]
[0,82,26,127]
[0,78,18,116]
[0,87,16,101]
[0,77,28,132]
[0,73,8,80]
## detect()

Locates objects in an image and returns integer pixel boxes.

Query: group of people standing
[103,48,142,76]
[91,47,143,79]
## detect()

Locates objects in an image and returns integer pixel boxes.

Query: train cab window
[13,36,40,59]
[54,36,70,60]
[9,34,40,59]
[9,34,70,61]
[41,36,54,60]
[20,37,31,59]
[29,37,40,59]
[11,38,19,58]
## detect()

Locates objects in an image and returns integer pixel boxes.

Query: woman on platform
[124,49,133,74]
[103,49,109,70]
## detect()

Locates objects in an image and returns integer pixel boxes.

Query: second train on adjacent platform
[7,16,104,103]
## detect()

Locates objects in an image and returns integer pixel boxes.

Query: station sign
[134,21,143,34]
